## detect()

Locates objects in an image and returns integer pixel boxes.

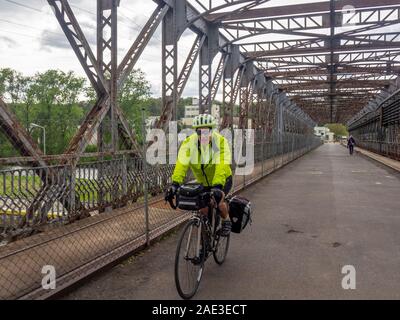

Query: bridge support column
[161,0,186,122]
[199,24,219,114]
[97,0,119,153]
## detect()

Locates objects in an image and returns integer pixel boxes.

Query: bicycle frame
[186,196,220,260]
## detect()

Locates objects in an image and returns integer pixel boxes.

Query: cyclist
[347,135,356,155]
[168,114,233,237]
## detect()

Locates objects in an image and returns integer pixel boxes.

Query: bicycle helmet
[192,114,217,129]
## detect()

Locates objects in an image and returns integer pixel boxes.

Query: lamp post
[29,123,46,155]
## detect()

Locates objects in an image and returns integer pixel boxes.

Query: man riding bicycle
[168,114,233,237]
[347,135,356,155]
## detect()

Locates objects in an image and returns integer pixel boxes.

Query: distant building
[181,98,221,127]
[314,126,335,142]
[185,105,200,119]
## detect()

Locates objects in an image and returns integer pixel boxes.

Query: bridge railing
[0,133,322,242]
[0,157,175,240]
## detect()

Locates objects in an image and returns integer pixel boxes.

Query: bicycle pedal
[192,257,202,266]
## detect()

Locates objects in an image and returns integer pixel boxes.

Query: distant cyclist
[168,114,233,237]
[347,135,356,155]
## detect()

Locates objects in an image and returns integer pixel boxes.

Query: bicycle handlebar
[165,184,219,211]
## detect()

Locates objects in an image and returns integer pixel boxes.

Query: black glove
[165,183,180,209]
[211,185,225,205]
[170,182,180,195]
[165,182,179,201]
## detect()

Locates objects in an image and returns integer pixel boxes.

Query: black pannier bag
[227,195,252,233]
[177,184,207,211]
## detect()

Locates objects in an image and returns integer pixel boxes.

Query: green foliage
[118,70,151,142]
[325,123,349,138]
[0,131,16,157]
[0,68,151,156]
[85,145,97,153]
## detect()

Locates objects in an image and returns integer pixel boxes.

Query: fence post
[142,108,150,247]
[291,132,295,161]
[279,133,286,167]
[261,129,264,177]
[98,159,105,213]
[122,154,128,201]
[243,131,246,188]
[273,132,277,170]
[70,164,76,219]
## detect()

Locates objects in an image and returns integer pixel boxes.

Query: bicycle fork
[184,213,216,262]
[184,218,202,260]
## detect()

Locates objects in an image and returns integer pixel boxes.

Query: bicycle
[348,143,355,155]
[166,183,230,300]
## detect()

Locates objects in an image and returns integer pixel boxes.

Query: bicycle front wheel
[175,219,206,300]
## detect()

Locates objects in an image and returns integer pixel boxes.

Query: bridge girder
[1,0,399,163]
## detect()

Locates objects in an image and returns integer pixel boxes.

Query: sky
[0,0,399,100]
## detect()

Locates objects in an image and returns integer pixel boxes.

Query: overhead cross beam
[207,0,400,21]
[209,0,400,124]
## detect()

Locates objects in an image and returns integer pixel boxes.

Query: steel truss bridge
[0,0,399,299]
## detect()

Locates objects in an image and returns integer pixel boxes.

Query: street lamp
[29,123,46,155]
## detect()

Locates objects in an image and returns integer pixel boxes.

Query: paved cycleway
[63,144,400,300]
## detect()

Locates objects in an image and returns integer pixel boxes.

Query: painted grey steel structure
[347,78,400,160]
[0,0,399,299]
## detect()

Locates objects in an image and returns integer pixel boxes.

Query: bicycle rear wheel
[213,219,231,265]
[175,219,206,299]
[213,232,230,265]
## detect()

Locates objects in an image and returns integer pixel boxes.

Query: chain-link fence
[348,90,400,161]
[0,132,322,299]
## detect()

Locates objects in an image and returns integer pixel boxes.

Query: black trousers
[210,176,233,205]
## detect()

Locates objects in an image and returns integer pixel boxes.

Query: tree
[325,123,349,138]
[0,68,27,104]
[0,68,153,156]
[118,70,151,142]
[27,70,86,154]
[0,69,34,157]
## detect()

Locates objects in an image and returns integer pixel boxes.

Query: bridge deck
[0,147,309,299]
[64,144,400,299]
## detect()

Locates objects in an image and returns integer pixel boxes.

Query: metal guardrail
[349,121,400,161]
[349,87,400,161]
[0,157,174,241]
[0,133,322,299]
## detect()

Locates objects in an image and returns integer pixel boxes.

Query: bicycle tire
[174,219,206,299]
[213,233,230,265]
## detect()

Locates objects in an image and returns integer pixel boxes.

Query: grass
[0,209,63,218]
[0,175,41,196]
[0,174,144,206]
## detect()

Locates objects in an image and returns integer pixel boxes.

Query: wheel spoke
[175,220,205,299]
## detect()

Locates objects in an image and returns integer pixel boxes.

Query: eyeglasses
[196,128,211,136]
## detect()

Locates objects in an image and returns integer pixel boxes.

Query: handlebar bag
[177,184,206,211]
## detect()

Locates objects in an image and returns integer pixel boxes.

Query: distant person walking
[347,135,356,155]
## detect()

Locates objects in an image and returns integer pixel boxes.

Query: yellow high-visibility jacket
[172,131,232,187]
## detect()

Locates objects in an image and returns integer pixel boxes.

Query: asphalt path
[63,144,400,300]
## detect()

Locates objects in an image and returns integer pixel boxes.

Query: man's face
[197,127,212,145]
